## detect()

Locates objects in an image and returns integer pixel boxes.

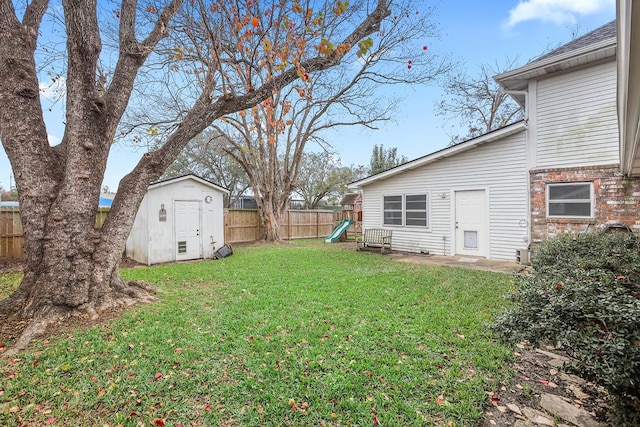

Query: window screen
[383,194,428,227]
[383,196,403,225]
[547,183,592,218]
[405,194,427,227]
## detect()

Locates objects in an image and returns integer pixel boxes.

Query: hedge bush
[491,232,640,422]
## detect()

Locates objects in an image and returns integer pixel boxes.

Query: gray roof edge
[495,37,616,85]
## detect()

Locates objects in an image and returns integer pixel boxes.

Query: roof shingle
[530,20,616,64]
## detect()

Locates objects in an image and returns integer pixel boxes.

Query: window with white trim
[547,183,593,218]
[383,194,428,227]
[383,195,403,225]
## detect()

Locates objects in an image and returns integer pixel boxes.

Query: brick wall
[530,165,640,243]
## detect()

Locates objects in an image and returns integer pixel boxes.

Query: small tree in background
[436,58,523,144]
[369,144,407,175]
[295,151,366,209]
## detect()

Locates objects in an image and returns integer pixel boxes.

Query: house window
[383,194,428,227]
[383,195,403,225]
[547,183,593,218]
[405,194,427,226]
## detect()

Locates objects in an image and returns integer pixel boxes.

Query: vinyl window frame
[382,193,429,228]
[546,182,594,219]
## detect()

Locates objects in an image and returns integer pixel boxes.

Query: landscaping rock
[548,358,566,368]
[506,403,522,415]
[522,407,555,426]
[539,393,604,427]
[559,372,585,386]
[568,385,590,400]
[535,349,570,361]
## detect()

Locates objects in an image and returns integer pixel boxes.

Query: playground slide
[325,218,353,243]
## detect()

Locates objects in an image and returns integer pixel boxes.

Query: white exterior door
[455,190,487,257]
[174,201,202,261]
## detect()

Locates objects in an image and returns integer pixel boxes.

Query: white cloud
[47,134,61,146]
[39,76,66,101]
[505,0,614,27]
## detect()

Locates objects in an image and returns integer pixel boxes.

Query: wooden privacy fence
[1,207,343,260]
[0,207,23,260]
[224,209,340,243]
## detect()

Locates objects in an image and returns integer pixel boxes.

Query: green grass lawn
[0,241,514,426]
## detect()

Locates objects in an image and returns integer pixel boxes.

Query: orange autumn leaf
[152,418,165,427]
[435,395,446,405]
[251,17,259,27]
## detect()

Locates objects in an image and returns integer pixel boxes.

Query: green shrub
[492,232,640,422]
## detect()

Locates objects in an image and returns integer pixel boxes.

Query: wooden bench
[356,229,392,254]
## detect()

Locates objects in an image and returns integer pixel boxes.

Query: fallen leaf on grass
[98,389,106,397]
[435,395,447,405]
[154,373,163,380]
[151,418,165,427]
[45,417,56,424]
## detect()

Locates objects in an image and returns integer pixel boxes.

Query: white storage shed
[126,174,229,265]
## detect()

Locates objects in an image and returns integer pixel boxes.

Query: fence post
[287,210,291,241]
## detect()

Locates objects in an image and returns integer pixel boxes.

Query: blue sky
[0,0,616,192]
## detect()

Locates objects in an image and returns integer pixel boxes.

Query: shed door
[455,190,487,257]
[175,201,202,261]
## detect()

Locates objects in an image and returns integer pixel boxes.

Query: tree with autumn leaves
[0,0,408,353]
[128,0,448,242]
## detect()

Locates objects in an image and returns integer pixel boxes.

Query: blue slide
[325,218,353,243]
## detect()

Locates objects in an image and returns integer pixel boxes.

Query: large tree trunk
[0,233,155,355]
[259,194,290,242]
[0,0,391,355]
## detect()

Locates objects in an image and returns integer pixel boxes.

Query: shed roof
[340,193,361,205]
[150,174,230,194]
